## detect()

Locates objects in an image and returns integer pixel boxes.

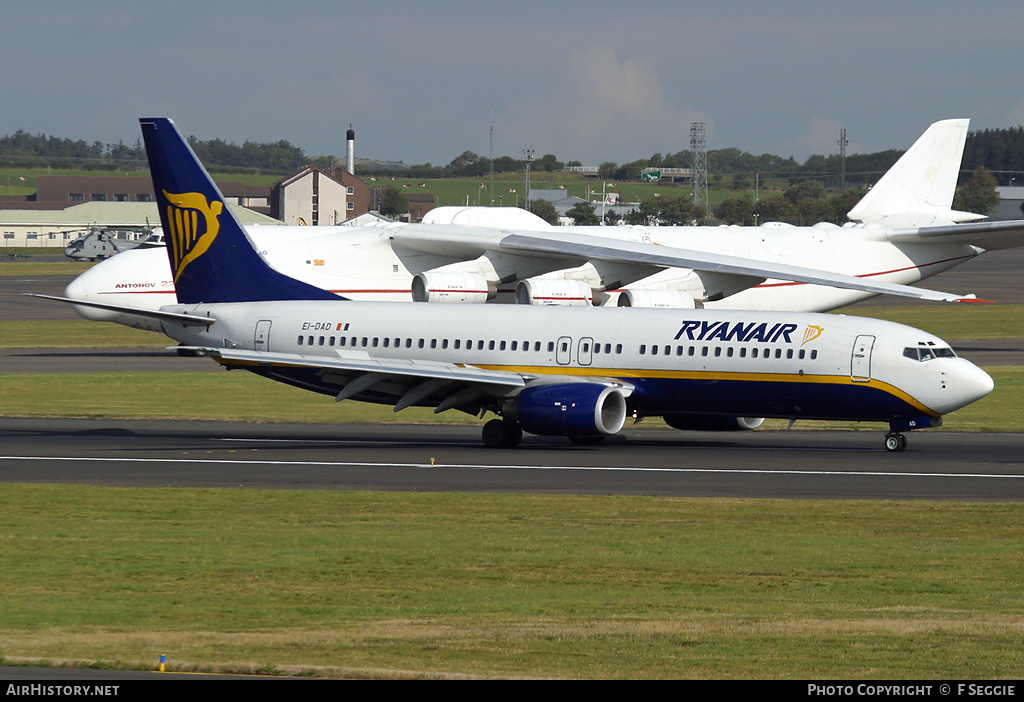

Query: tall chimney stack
[346,125,355,174]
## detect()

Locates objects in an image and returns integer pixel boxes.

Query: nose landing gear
[884,432,908,452]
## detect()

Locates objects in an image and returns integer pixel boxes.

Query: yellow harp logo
[802,325,824,346]
[163,190,223,282]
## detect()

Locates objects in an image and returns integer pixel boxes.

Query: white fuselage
[161,300,992,424]
[67,220,981,331]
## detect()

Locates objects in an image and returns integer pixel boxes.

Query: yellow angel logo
[163,190,223,282]
[802,325,824,346]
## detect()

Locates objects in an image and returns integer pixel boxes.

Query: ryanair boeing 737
[34,118,995,451]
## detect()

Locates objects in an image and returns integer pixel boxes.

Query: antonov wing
[391,226,980,303]
[887,219,1024,252]
[496,231,982,304]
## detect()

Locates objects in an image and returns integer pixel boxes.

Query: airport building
[0,175,283,249]
[0,166,412,248]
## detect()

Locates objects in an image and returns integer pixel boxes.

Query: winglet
[848,119,970,225]
[139,117,339,304]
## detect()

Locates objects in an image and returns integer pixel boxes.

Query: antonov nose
[63,268,111,323]
[64,273,87,301]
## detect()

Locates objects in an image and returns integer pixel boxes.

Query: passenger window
[640,344,647,355]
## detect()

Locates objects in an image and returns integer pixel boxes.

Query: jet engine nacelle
[513,383,628,437]
[411,272,495,303]
[617,289,698,309]
[515,279,594,306]
[663,415,765,431]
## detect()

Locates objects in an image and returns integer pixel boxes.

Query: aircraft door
[578,337,594,366]
[556,336,572,365]
[254,319,272,352]
[851,334,875,382]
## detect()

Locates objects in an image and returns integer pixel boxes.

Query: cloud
[1008,97,1024,128]
[502,46,710,164]
[781,117,850,159]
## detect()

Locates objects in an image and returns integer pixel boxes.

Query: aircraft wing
[180,346,634,413]
[495,230,983,303]
[887,219,1024,251]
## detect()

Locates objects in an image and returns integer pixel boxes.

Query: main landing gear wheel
[884,432,908,452]
[482,419,522,448]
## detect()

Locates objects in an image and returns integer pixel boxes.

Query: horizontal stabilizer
[887,218,1024,252]
[22,293,216,326]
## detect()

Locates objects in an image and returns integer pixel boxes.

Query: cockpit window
[903,346,956,362]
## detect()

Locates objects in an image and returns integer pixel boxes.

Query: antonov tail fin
[139,117,340,305]
[847,119,980,226]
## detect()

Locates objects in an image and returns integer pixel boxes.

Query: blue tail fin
[140,117,340,304]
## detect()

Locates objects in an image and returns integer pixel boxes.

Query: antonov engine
[411,272,496,303]
[616,289,698,308]
[515,279,594,306]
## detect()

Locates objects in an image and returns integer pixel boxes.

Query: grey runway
[2,417,1023,501]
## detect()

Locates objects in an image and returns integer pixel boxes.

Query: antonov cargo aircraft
[64,118,1024,332]
[34,117,994,451]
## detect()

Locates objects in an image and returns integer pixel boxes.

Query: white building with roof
[0,201,282,249]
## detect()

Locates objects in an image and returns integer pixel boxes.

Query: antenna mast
[690,122,708,214]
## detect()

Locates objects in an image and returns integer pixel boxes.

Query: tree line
[3,126,1023,186]
[0,130,308,173]
[521,165,1005,227]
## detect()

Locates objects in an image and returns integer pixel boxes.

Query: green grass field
[1,485,1022,679]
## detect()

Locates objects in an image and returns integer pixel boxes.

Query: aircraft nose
[959,362,995,405]
[63,271,88,300]
[62,267,110,322]
[948,360,994,412]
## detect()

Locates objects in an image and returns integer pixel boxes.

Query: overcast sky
[2,1,1022,167]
